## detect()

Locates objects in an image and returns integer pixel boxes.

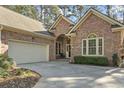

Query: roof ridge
[90,8,124,25]
[68,7,124,34]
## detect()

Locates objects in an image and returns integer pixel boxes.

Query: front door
[66,44,71,58]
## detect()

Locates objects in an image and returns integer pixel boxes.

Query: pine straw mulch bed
[0,68,41,88]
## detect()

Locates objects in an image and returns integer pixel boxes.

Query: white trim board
[8,39,48,46]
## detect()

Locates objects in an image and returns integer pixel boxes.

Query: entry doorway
[56,34,71,59]
[66,44,71,58]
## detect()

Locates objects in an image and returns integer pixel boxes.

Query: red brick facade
[53,18,71,38]
[70,14,121,65]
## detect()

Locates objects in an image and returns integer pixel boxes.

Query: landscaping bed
[0,54,41,88]
[0,68,41,88]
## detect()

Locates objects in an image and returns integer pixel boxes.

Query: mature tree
[104,5,119,20]
[106,5,112,17]
[4,5,39,20]
[113,5,124,23]
[58,5,84,22]
[119,6,124,23]
[38,5,62,29]
[77,5,83,18]
[59,5,69,16]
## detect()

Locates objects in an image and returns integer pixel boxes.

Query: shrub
[0,68,10,78]
[15,69,24,76]
[112,53,120,66]
[14,69,36,77]
[0,54,14,70]
[2,62,12,70]
[74,56,109,66]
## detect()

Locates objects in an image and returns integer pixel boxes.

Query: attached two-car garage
[0,7,54,64]
[8,40,49,64]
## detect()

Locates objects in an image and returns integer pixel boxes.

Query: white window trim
[82,37,104,56]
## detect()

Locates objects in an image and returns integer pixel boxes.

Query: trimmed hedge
[74,56,109,66]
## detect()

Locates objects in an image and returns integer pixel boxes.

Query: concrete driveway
[19,61,124,88]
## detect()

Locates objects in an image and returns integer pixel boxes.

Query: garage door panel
[8,41,49,64]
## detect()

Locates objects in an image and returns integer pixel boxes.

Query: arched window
[88,33,97,38]
[82,33,104,56]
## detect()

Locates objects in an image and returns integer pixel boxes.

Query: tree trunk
[40,5,43,21]
[123,12,124,24]
[106,5,112,17]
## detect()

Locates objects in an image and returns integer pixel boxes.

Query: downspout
[0,25,3,54]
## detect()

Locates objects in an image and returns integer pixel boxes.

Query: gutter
[1,24,55,40]
[112,27,124,32]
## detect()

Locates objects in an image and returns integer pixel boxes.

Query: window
[88,39,96,55]
[82,35,104,56]
[88,33,97,38]
[83,40,87,55]
[98,38,103,55]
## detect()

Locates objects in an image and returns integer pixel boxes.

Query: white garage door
[8,41,49,64]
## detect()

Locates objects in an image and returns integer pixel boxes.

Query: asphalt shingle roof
[0,6,46,32]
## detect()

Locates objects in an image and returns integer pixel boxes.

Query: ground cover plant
[0,54,41,88]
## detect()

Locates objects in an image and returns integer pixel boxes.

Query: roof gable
[49,14,74,31]
[68,8,124,34]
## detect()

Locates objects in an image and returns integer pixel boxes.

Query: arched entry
[56,34,71,59]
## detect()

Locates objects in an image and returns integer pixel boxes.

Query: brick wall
[53,18,71,38]
[71,14,121,65]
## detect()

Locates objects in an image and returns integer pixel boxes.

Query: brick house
[1,7,124,65]
[49,8,124,65]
